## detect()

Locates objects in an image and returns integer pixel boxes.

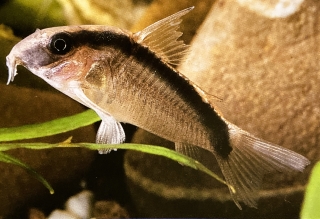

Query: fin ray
[175,142,202,161]
[215,122,310,208]
[232,150,261,187]
[133,7,194,66]
[96,116,125,154]
[72,87,125,154]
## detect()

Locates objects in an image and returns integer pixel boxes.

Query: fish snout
[5,35,52,84]
[6,52,19,85]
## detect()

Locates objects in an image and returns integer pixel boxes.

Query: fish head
[6,26,129,90]
[7,27,75,89]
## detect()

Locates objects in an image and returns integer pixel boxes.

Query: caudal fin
[216,123,310,209]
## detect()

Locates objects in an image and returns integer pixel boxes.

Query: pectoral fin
[96,116,125,154]
[72,87,125,154]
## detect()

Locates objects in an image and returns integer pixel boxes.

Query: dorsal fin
[133,7,194,66]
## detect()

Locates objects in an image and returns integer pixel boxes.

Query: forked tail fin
[216,122,310,209]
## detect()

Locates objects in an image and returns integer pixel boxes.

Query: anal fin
[175,142,203,162]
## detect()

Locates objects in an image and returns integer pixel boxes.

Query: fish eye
[49,32,72,55]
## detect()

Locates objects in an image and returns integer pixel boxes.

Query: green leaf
[0,110,100,142]
[301,162,320,219]
[0,142,231,191]
[0,151,54,194]
[0,109,232,194]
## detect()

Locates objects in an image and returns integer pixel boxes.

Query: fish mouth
[6,54,20,85]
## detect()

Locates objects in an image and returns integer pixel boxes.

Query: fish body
[6,7,310,208]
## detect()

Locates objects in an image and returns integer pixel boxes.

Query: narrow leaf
[0,110,100,142]
[0,142,230,188]
[0,151,54,194]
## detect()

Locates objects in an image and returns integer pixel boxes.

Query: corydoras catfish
[6,7,310,209]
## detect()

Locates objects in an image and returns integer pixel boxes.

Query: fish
[6,7,310,209]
